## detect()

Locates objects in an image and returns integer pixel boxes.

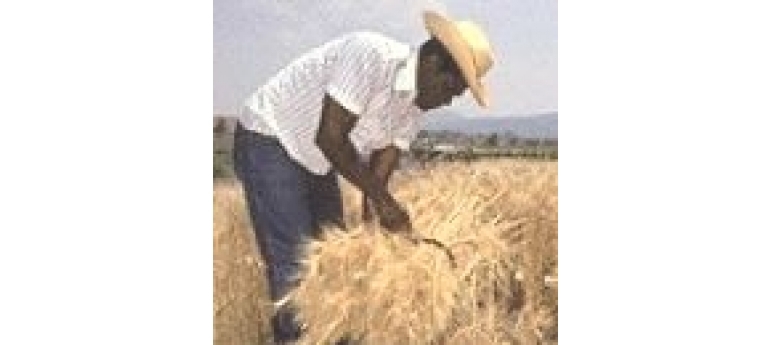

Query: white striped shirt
[239,31,423,175]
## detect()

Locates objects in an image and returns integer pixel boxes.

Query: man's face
[415,54,469,111]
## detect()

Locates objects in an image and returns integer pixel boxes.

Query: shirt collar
[393,50,418,98]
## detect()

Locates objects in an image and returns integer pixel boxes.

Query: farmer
[232,11,494,344]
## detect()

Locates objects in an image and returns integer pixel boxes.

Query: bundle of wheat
[439,304,519,345]
[288,188,522,345]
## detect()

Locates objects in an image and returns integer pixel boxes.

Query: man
[232,11,494,344]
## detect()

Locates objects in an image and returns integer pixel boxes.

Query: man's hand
[373,196,412,232]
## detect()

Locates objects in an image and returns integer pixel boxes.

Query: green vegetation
[214,153,235,179]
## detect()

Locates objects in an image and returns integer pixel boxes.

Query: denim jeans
[233,122,343,344]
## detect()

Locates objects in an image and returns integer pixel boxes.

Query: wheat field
[214,159,557,345]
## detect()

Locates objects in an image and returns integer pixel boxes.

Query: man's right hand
[373,196,412,232]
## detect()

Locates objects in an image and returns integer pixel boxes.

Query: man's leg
[233,123,313,344]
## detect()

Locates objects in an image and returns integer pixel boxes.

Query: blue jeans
[233,122,343,343]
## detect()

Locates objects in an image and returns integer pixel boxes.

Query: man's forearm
[317,135,391,203]
[370,146,400,184]
[362,146,400,220]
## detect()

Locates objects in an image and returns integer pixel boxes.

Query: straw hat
[423,11,494,108]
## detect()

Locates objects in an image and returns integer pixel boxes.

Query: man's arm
[362,146,401,221]
[315,94,411,230]
[315,94,388,201]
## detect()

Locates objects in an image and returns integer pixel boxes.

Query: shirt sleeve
[326,36,386,116]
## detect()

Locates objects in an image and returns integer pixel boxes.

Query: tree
[485,133,499,147]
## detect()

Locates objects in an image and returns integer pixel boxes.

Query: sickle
[402,234,457,268]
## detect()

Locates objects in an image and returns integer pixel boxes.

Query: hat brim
[423,11,490,108]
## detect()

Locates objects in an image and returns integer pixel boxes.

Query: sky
[214,0,557,117]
